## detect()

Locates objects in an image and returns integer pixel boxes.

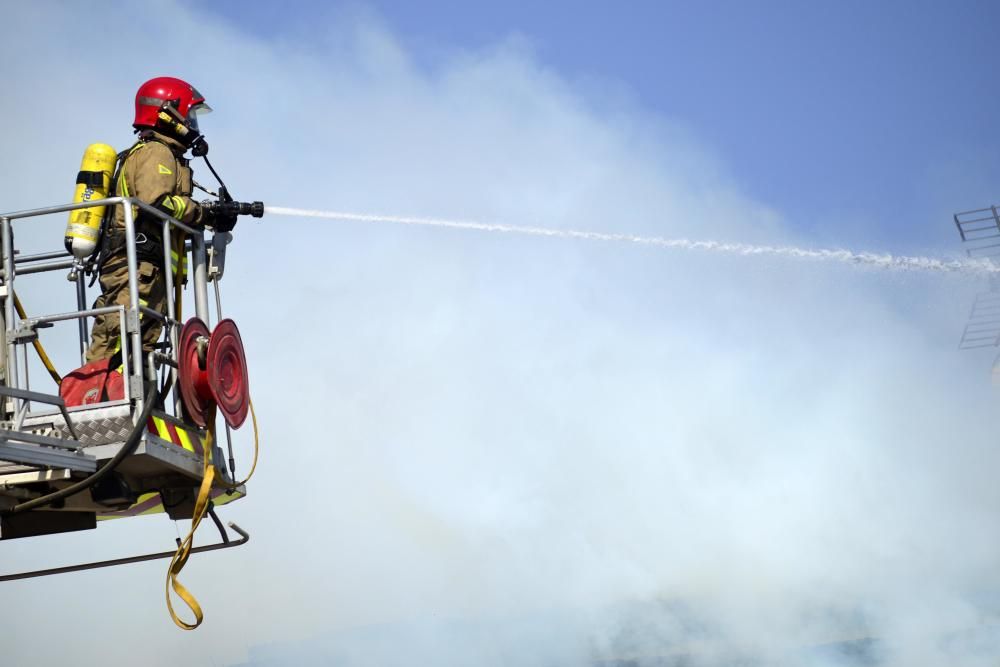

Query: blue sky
[4,2,1000,666]
[202,0,1000,248]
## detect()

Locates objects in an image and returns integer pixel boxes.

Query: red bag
[60,358,125,407]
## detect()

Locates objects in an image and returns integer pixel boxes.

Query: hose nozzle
[239,201,264,218]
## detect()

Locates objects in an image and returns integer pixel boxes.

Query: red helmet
[133,76,212,134]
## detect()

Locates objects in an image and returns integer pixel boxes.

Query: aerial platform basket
[0,195,254,578]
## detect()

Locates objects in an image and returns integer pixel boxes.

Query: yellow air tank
[65,143,117,259]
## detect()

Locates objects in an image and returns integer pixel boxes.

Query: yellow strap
[12,292,61,385]
[163,391,259,628]
[165,419,216,630]
[118,143,143,200]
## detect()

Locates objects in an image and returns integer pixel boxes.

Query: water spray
[264,206,998,276]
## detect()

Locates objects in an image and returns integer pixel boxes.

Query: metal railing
[954,205,1000,257]
[0,196,213,422]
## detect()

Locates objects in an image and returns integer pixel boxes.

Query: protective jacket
[87,130,202,363]
[102,130,203,272]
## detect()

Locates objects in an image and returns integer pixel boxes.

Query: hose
[166,389,256,630]
[166,412,216,630]
[223,398,259,489]
[4,383,159,515]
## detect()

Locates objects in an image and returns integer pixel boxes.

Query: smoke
[1,2,999,666]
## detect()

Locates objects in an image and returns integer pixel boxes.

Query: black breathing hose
[201,154,228,194]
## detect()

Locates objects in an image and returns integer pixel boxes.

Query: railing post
[2,216,18,398]
[163,219,180,414]
[192,234,209,325]
[122,201,144,414]
[74,261,88,365]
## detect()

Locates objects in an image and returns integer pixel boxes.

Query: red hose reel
[177,317,250,429]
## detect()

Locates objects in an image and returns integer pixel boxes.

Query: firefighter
[86,77,236,364]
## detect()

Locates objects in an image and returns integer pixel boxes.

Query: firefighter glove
[201,200,237,232]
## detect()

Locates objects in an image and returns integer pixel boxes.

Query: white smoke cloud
[1,3,998,666]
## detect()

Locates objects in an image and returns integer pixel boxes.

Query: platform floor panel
[86,433,204,479]
[21,401,133,447]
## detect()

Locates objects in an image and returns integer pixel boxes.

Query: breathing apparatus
[156,104,206,151]
[64,143,118,260]
[64,77,263,278]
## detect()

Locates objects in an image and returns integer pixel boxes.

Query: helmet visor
[186,103,212,133]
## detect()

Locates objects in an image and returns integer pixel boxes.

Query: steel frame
[0,518,249,582]
[0,197,218,472]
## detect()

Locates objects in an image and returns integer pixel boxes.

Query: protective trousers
[86,260,167,363]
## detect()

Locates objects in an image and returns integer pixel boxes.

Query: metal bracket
[11,320,53,344]
[129,375,144,400]
[125,310,141,334]
[153,352,177,369]
[207,232,231,282]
